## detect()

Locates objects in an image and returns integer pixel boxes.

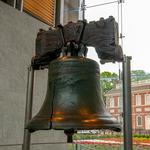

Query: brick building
[105,80,150,133]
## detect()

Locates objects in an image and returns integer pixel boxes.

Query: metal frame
[122,55,133,150]
[20,0,24,12]
[22,66,34,150]
[60,0,65,25]
[81,0,85,20]
[12,0,24,11]
[13,0,17,8]
[55,0,64,25]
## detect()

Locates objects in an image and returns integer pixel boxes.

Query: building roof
[106,80,150,96]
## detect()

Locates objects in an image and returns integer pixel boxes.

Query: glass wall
[63,0,81,25]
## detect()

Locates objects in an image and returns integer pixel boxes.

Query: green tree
[100,71,119,103]
[131,70,150,81]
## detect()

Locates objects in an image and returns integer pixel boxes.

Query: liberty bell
[26,17,123,142]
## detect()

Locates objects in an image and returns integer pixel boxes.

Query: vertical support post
[82,0,85,20]
[60,0,64,25]
[122,55,132,150]
[13,0,17,8]
[55,0,63,26]
[22,66,35,150]
[75,144,78,150]
[20,0,24,12]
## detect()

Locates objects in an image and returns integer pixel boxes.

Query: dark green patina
[26,17,123,142]
[27,56,121,132]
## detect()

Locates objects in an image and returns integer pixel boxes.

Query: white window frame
[135,95,141,106]
[118,96,122,108]
[145,107,150,112]
[136,116,142,127]
[105,97,110,108]
[109,97,115,108]
[117,116,122,123]
[145,115,150,130]
[110,109,114,113]
[118,97,120,107]
[144,94,150,105]
[136,108,142,112]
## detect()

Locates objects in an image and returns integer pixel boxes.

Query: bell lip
[26,115,121,133]
[52,123,121,132]
[25,121,51,133]
[26,121,121,133]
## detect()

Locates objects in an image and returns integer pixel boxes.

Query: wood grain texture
[23,0,54,26]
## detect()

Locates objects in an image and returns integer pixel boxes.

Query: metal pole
[122,55,133,150]
[55,0,62,26]
[22,66,35,150]
[82,0,85,20]
[75,144,78,150]
[13,0,17,8]
[20,0,24,12]
[60,0,64,25]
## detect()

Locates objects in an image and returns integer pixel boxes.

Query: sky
[84,0,150,74]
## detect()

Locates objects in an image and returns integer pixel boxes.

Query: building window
[117,116,122,123]
[118,108,122,113]
[136,116,142,127]
[118,97,122,108]
[136,108,141,112]
[135,95,141,106]
[109,98,115,108]
[145,94,150,105]
[145,116,150,130]
[110,109,114,113]
[106,98,110,108]
[1,0,22,10]
[145,107,150,112]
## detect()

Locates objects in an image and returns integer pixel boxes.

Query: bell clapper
[64,129,76,143]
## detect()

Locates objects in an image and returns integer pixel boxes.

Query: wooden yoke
[82,16,123,63]
[32,16,123,69]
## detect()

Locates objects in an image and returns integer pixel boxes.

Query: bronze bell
[27,56,121,134]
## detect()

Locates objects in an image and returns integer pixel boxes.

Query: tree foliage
[100,71,119,94]
[100,70,150,94]
[131,70,150,81]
